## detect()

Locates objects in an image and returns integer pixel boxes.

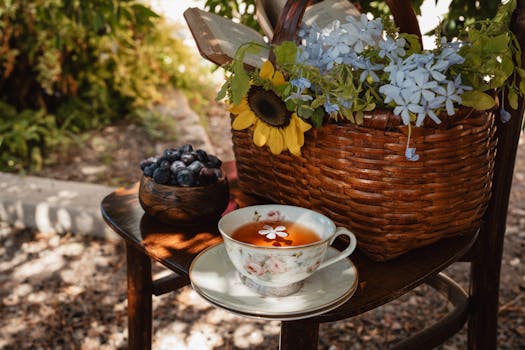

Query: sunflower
[230,60,312,156]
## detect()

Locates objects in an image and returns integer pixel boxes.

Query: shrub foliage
[0,0,211,171]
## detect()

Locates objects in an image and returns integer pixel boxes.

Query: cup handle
[317,227,357,271]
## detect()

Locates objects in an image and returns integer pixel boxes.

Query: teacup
[218,204,357,296]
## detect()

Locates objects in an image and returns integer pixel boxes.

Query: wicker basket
[230,0,498,261]
[232,109,496,261]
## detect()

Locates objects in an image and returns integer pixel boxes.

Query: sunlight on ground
[153,287,281,349]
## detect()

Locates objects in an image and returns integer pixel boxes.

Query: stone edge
[0,172,119,241]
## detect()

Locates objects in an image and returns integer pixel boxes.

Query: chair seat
[101,176,478,323]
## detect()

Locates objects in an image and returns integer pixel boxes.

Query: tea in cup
[218,204,357,296]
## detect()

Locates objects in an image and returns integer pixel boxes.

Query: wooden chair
[100,1,525,349]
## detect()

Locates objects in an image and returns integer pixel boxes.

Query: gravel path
[1,98,524,349]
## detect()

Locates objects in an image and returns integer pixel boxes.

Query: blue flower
[290,78,311,90]
[434,81,462,115]
[394,103,424,125]
[379,83,404,105]
[499,88,512,123]
[406,68,438,104]
[453,74,472,94]
[324,98,340,115]
[285,91,313,102]
[500,107,512,123]
[405,147,420,161]
[337,97,353,109]
[425,59,448,82]
[378,36,406,60]
[352,57,383,82]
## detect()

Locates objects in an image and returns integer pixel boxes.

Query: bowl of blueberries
[138,144,230,224]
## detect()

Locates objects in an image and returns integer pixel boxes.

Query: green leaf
[311,96,325,109]
[520,80,525,95]
[508,90,519,110]
[363,103,376,112]
[230,72,250,105]
[342,109,355,123]
[461,91,496,110]
[298,105,313,118]
[311,109,325,127]
[215,82,228,101]
[274,41,298,66]
[355,111,364,125]
[400,33,421,53]
[483,33,509,53]
[230,43,262,105]
[285,99,296,111]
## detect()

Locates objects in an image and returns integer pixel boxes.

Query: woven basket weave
[232,108,496,261]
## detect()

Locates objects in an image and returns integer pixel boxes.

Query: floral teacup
[218,204,357,296]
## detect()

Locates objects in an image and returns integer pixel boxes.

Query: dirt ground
[1,102,524,349]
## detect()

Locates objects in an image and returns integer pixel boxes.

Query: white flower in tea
[258,225,289,240]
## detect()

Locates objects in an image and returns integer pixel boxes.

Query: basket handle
[270,0,422,48]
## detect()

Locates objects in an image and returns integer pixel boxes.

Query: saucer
[189,243,358,321]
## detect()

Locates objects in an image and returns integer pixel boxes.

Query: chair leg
[467,255,501,350]
[126,243,152,350]
[280,319,319,350]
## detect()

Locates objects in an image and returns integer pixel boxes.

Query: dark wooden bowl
[138,175,230,225]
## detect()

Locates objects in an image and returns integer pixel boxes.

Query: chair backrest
[469,2,525,347]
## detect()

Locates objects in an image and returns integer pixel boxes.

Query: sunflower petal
[259,60,274,80]
[268,128,284,154]
[293,114,312,132]
[288,143,302,156]
[295,121,305,147]
[272,71,286,86]
[229,99,249,114]
[284,122,299,151]
[253,121,270,147]
[232,110,256,130]
[284,123,302,157]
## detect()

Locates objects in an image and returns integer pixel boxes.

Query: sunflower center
[247,86,291,127]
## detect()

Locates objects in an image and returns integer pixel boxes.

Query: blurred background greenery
[0,0,215,172]
[0,0,503,172]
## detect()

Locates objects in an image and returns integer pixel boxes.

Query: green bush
[0,0,213,171]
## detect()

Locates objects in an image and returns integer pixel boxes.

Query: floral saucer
[189,243,358,321]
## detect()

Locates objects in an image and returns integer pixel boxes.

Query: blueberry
[195,149,209,162]
[180,152,196,165]
[160,160,171,169]
[152,167,170,184]
[179,144,193,153]
[170,160,186,174]
[206,155,222,168]
[163,148,180,162]
[199,167,222,185]
[169,173,179,186]
[156,156,168,165]
[175,168,195,187]
[140,157,157,170]
[144,163,158,177]
[187,160,205,174]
